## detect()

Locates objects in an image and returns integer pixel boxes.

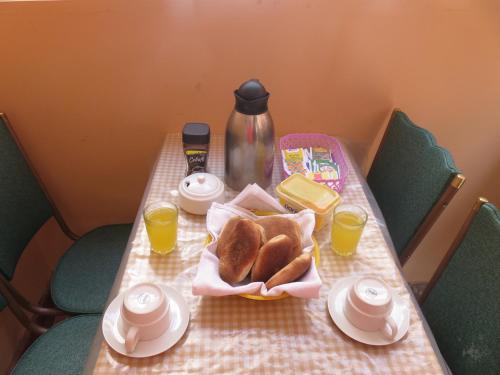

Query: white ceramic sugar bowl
[178,173,225,215]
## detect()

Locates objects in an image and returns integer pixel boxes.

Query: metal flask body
[225,79,275,191]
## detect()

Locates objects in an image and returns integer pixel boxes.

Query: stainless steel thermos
[224,79,275,191]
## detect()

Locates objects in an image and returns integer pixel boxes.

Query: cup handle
[382,315,398,340]
[125,326,140,353]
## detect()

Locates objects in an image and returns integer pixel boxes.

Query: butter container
[276,173,341,231]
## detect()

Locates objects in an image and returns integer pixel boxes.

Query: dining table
[83,133,449,374]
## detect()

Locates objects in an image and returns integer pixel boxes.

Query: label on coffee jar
[182,122,210,176]
[186,150,208,175]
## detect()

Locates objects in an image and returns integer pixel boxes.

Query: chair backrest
[421,199,500,374]
[0,113,53,280]
[367,110,465,265]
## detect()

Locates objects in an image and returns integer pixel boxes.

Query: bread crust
[265,253,312,290]
[251,234,295,282]
[256,217,302,259]
[217,217,263,284]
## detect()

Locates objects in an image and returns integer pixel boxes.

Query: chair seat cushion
[51,224,132,313]
[11,314,101,375]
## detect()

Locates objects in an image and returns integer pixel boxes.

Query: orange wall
[0,0,499,371]
[0,0,497,235]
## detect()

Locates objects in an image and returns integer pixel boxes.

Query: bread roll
[217,217,264,284]
[265,253,312,290]
[251,235,295,282]
[256,217,302,259]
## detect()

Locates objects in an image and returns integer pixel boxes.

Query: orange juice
[144,203,178,255]
[331,205,367,256]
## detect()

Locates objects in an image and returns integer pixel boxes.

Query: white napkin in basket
[192,184,322,298]
[229,183,287,213]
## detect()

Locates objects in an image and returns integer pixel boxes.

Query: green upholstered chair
[367,109,465,265]
[420,198,500,374]
[0,112,132,318]
[10,314,101,375]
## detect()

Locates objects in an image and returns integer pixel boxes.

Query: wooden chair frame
[418,197,489,304]
[370,109,466,266]
[0,276,48,336]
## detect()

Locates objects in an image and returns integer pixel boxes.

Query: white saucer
[327,276,409,346]
[102,284,190,358]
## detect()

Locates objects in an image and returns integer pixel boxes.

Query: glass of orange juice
[331,204,367,256]
[143,201,178,255]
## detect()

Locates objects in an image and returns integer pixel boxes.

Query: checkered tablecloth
[85,134,446,374]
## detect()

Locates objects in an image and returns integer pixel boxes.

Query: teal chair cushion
[11,314,101,375]
[423,203,500,374]
[51,224,132,314]
[367,111,459,256]
[0,116,53,280]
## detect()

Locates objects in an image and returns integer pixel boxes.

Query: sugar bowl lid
[179,173,224,200]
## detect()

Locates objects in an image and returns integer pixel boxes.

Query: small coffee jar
[182,123,210,176]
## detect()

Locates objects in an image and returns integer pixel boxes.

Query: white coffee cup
[119,283,170,353]
[343,276,397,339]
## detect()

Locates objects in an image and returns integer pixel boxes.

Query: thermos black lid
[234,79,270,115]
[182,123,210,145]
